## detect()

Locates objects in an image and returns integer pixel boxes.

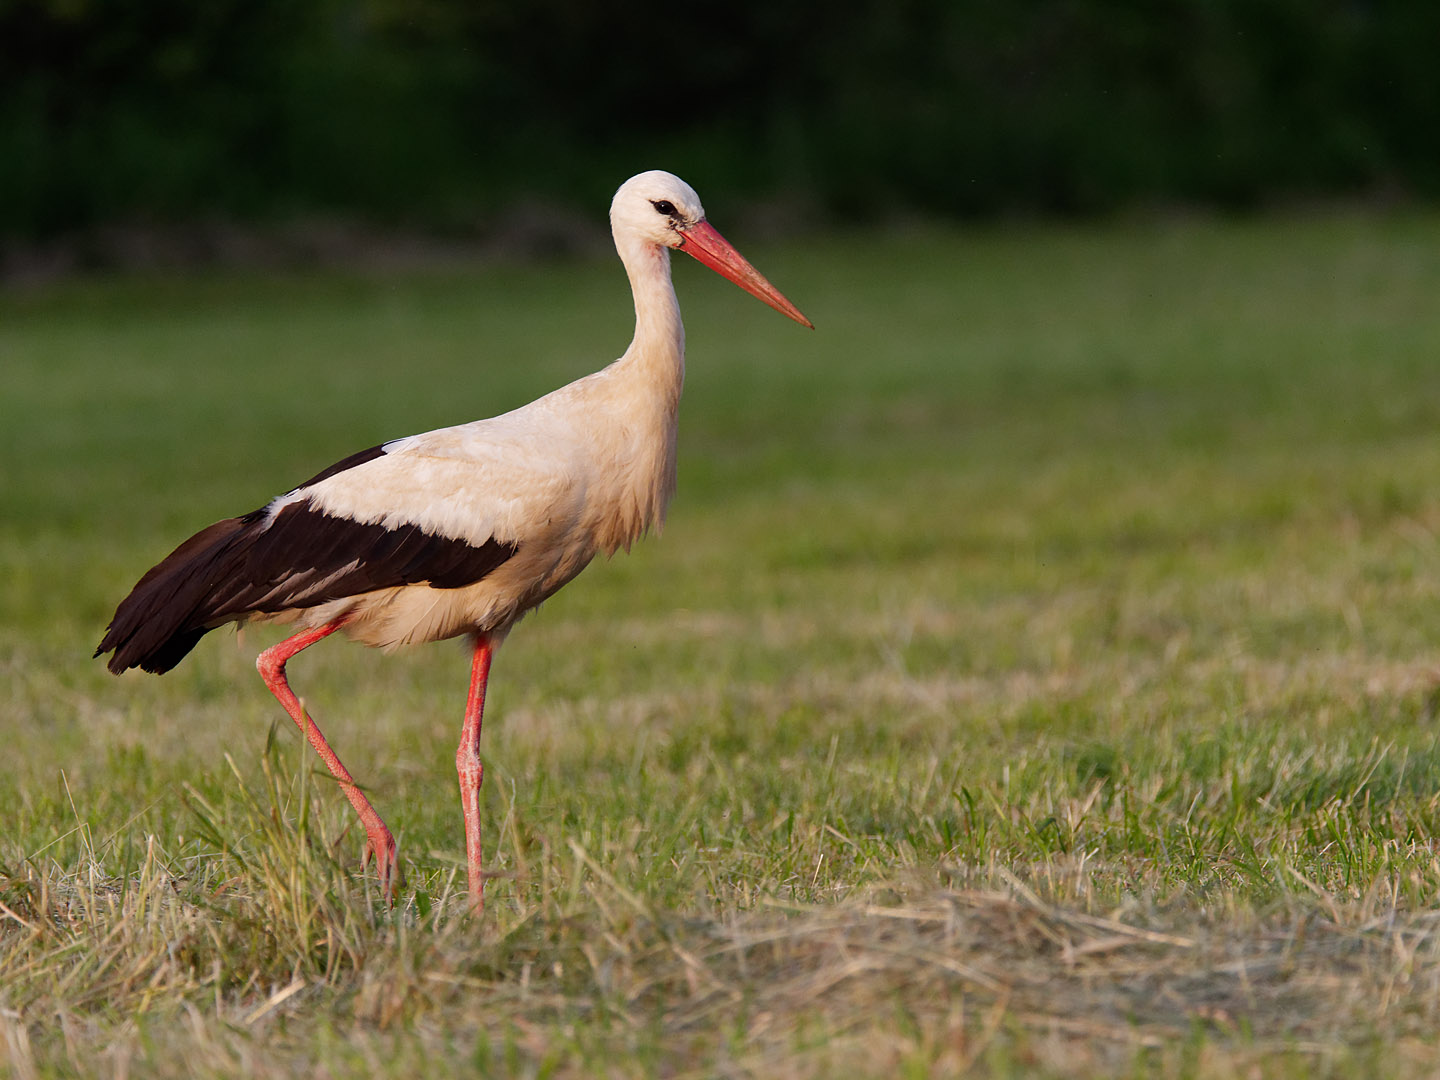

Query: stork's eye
[652,200,678,217]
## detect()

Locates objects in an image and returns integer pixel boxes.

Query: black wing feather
[96,447,518,675]
[293,444,388,489]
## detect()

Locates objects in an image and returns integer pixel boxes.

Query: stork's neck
[581,231,685,552]
[616,234,685,407]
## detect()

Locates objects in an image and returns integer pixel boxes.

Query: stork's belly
[259,542,597,650]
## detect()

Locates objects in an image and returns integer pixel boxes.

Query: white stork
[96,171,812,912]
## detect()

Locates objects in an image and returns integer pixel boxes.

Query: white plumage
[97,170,812,912]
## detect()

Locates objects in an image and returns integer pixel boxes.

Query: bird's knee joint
[456,750,483,785]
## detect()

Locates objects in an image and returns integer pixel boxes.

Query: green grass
[6,209,1440,1076]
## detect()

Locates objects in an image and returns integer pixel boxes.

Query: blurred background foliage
[1,0,1438,242]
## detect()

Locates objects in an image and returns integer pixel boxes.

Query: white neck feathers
[587,232,687,552]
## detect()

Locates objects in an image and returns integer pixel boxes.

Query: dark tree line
[2,0,1436,238]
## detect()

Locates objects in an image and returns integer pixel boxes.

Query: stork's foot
[361,825,402,902]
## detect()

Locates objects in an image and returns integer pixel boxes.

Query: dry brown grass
[7,841,1440,1078]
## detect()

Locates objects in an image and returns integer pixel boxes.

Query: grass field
[5,209,1440,1076]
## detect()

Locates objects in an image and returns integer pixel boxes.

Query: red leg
[456,634,494,912]
[256,620,400,899]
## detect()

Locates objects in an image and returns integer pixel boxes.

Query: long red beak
[676,221,814,329]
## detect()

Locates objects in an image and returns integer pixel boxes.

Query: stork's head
[611,170,706,247]
[611,170,813,328]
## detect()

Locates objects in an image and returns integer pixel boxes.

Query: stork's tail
[96,516,252,674]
